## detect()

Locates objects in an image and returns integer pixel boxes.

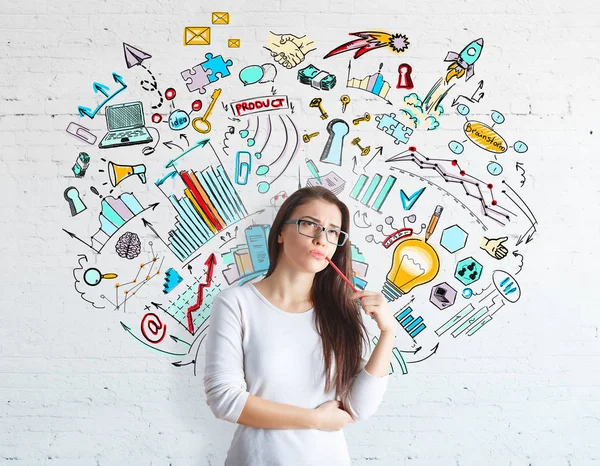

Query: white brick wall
[1,0,599,464]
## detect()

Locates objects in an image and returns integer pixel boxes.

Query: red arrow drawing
[186,253,217,333]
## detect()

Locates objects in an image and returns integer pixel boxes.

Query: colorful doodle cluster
[64,14,535,374]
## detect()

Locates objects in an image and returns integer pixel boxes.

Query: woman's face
[277,199,344,273]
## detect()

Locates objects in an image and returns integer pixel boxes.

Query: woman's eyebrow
[299,215,340,229]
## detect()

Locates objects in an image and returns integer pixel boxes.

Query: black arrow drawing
[142,218,169,246]
[62,229,99,253]
[451,80,485,107]
[516,162,526,187]
[163,141,183,151]
[396,346,422,354]
[364,146,383,169]
[513,250,524,275]
[351,155,358,174]
[407,342,440,364]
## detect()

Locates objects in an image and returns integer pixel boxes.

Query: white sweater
[203,282,390,466]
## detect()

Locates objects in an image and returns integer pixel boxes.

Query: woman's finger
[359,298,381,308]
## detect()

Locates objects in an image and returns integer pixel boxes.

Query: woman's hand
[313,400,355,431]
[350,289,397,334]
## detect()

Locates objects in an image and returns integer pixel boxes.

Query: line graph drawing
[386,165,489,231]
[100,242,164,312]
[385,147,516,226]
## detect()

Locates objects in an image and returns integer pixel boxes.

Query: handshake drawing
[264,32,316,69]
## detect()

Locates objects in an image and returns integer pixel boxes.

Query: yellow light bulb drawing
[381,238,440,301]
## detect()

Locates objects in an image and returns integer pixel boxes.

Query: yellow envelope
[184,27,210,46]
[228,38,240,48]
[212,12,230,24]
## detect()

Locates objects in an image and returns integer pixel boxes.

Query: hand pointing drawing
[480,236,509,260]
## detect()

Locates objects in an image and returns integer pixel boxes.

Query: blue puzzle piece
[201,53,233,83]
[375,113,399,135]
[390,120,413,144]
[375,112,413,144]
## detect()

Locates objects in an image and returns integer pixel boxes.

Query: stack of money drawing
[297,64,337,91]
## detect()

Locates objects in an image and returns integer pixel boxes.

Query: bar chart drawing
[64,192,153,254]
[157,164,249,262]
[349,173,396,213]
[394,305,426,338]
[347,62,392,103]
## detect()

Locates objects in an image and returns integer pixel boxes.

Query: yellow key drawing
[340,95,350,113]
[192,88,222,134]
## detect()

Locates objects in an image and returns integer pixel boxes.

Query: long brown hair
[263,186,371,405]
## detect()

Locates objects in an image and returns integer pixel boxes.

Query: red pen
[325,256,358,293]
[326,257,375,319]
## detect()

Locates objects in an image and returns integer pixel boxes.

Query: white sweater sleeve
[344,341,390,422]
[203,291,250,423]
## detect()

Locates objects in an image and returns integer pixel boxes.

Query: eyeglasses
[283,219,349,246]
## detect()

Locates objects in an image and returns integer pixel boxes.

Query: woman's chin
[297,257,325,272]
[309,260,328,272]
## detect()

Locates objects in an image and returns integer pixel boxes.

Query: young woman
[204,186,397,465]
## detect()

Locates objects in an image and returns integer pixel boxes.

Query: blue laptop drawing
[98,101,153,149]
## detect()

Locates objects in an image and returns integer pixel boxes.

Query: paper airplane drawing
[123,42,152,68]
